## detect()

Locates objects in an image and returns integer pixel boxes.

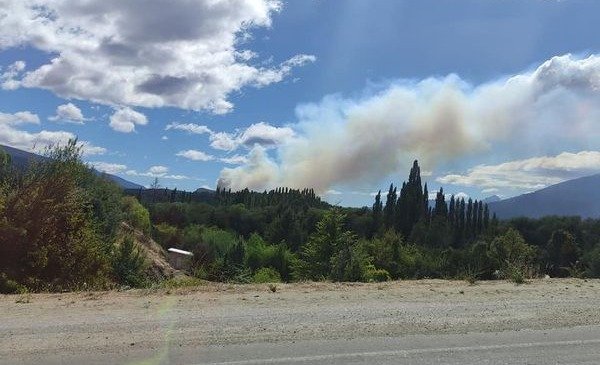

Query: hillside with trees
[2,142,600,293]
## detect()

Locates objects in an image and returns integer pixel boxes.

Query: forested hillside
[3,142,600,293]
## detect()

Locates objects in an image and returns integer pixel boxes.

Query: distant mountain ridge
[0,144,144,190]
[488,173,600,219]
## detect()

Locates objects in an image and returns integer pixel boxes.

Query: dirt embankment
[2,279,600,362]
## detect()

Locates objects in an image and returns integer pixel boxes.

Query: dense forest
[2,142,600,293]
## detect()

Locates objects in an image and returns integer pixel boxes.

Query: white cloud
[109,107,148,133]
[176,149,215,161]
[0,0,314,113]
[0,111,39,125]
[220,154,249,165]
[0,60,25,90]
[210,132,239,151]
[217,54,600,192]
[437,151,600,191]
[148,165,169,175]
[326,189,342,195]
[238,122,295,147]
[126,165,188,180]
[0,110,104,155]
[89,161,128,174]
[166,121,294,151]
[49,103,86,124]
[165,122,211,135]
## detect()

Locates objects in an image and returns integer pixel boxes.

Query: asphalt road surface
[2,279,600,364]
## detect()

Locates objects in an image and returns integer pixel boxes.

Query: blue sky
[1,0,600,206]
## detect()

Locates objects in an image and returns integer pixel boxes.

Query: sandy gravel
[2,279,600,363]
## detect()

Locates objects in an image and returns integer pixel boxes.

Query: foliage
[112,236,148,287]
[488,228,537,280]
[253,267,282,283]
[0,141,112,291]
[363,265,391,282]
[583,245,600,278]
[121,196,151,234]
[545,229,579,277]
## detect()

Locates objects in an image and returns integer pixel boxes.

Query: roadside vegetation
[2,141,600,293]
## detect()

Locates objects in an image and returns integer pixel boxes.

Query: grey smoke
[218,54,600,192]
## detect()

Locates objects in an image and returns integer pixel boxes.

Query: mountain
[0,144,144,190]
[483,195,501,203]
[488,174,600,219]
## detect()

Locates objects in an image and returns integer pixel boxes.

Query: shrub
[153,223,182,249]
[0,273,26,294]
[364,265,391,282]
[112,236,148,288]
[253,267,282,283]
[488,228,537,280]
[0,140,112,291]
[122,196,151,234]
[583,245,600,278]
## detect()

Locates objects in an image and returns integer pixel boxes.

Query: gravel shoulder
[2,278,600,364]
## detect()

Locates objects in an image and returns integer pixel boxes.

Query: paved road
[11,325,600,364]
[3,279,600,364]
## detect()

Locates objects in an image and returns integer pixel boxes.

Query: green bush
[112,236,148,287]
[364,265,391,282]
[0,140,112,291]
[122,196,151,234]
[583,245,600,278]
[153,223,182,249]
[253,267,282,283]
[0,273,26,294]
[488,228,537,280]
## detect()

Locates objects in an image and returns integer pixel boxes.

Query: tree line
[2,143,600,293]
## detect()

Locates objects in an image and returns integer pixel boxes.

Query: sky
[1,0,600,206]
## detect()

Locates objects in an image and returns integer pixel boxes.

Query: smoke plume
[218,54,600,192]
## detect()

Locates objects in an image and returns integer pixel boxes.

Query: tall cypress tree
[458,198,466,245]
[483,203,490,230]
[434,187,447,218]
[448,195,455,226]
[372,190,383,236]
[383,184,397,230]
[466,198,473,239]
[477,201,484,234]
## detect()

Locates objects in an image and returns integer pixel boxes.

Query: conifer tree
[466,198,473,238]
[483,204,490,229]
[434,187,447,218]
[372,190,383,236]
[383,184,397,229]
[448,195,456,225]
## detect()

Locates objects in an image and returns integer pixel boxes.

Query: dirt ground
[2,279,600,363]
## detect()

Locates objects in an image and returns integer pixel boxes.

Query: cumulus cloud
[0,111,39,125]
[437,151,600,191]
[126,165,188,180]
[0,0,314,113]
[165,121,294,151]
[217,54,600,192]
[49,103,86,124]
[0,110,104,155]
[89,161,128,174]
[109,107,148,133]
[220,154,249,165]
[0,60,25,90]
[166,122,211,135]
[176,149,215,161]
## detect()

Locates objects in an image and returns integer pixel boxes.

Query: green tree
[488,228,536,280]
[545,229,579,277]
[293,209,356,280]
